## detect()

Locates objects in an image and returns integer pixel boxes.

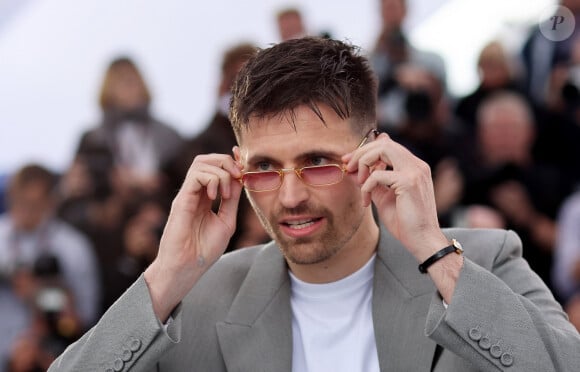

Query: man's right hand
[144,154,243,322]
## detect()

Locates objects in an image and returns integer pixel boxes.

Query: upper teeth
[287,219,314,229]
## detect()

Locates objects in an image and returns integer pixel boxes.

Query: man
[50,37,579,371]
[0,164,100,369]
[276,8,307,41]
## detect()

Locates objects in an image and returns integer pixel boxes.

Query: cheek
[324,181,364,211]
[343,175,363,197]
[244,191,272,218]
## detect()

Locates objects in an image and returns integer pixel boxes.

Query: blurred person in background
[5,253,83,372]
[455,41,526,135]
[75,56,183,200]
[553,189,580,311]
[0,164,99,370]
[275,7,332,42]
[457,92,570,294]
[167,42,269,252]
[532,37,580,189]
[276,7,307,41]
[0,174,7,214]
[57,147,127,314]
[520,0,580,106]
[100,193,169,310]
[378,63,457,170]
[371,0,446,129]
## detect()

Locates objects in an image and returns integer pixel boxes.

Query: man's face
[277,13,306,41]
[478,105,534,164]
[381,0,406,28]
[236,105,370,266]
[9,183,53,231]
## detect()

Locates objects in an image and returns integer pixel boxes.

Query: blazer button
[129,338,142,352]
[113,358,124,371]
[479,336,491,350]
[501,352,514,367]
[490,344,502,358]
[468,328,482,341]
[122,349,132,361]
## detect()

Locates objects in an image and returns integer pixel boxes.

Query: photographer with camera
[5,253,82,372]
[0,164,100,371]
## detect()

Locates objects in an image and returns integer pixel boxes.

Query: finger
[347,133,415,176]
[360,169,398,206]
[346,142,393,184]
[194,163,238,199]
[345,135,387,169]
[182,155,241,197]
[360,169,398,192]
[187,154,241,181]
[189,171,221,200]
[217,178,243,228]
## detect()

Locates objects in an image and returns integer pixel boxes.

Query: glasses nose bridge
[278,167,305,183]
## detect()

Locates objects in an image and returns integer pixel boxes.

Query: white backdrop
[0,0,554,174]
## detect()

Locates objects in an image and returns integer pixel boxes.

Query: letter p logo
[540,5,575,41]
[551,15,565,30]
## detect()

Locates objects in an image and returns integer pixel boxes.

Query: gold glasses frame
[240,128,380,192]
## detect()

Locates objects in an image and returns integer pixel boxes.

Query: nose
[277,169,309,208]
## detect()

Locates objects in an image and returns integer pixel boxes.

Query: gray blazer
[50,227,580,371]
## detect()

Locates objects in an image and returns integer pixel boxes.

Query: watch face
[452,239,464,253]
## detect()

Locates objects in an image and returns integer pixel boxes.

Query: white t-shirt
[289,255,380,372]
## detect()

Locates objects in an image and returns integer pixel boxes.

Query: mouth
[281,217,323,230]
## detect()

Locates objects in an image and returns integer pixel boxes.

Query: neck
[287,211,380,284]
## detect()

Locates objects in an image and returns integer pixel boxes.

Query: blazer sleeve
[48,275,182,372]
[425,230,580,371]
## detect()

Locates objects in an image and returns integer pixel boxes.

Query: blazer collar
[217,226,438,371]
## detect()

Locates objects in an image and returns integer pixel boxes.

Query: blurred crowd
[2,1,580,370]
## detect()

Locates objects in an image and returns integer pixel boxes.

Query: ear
[232,146,242,162]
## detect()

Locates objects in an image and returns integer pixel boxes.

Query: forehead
[10,182,51,201]
[238,105,358,160]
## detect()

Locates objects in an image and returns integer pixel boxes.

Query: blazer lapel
[216,227,441,372]
[373,227,439,371]
[216,242,293,372]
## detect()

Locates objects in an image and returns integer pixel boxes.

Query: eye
[256,161,273,171]
[306,156,329,167]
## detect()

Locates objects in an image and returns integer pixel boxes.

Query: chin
[279,240,338,265]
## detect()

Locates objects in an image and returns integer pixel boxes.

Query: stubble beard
[253,201,364,265]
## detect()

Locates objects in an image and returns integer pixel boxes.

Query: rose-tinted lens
[301,165,343,186]
[242,172,281,191]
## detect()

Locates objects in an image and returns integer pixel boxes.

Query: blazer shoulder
[441,228,522,270]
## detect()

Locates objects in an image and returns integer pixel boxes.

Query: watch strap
[418,239,463,274]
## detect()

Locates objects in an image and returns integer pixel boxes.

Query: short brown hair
[219,43,258,96]
[221,43,257,77]
[8,164,56,197]
[276,7,302,21]
[229,37,377,140]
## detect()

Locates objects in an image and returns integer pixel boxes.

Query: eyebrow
[245,150,343,167]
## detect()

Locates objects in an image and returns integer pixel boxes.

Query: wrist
[144,263,174,322]
[144,261,200,322]
[418,239,464,274]
[411,232,450,263]
[418,239,464,304]
[426,251,464,303]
